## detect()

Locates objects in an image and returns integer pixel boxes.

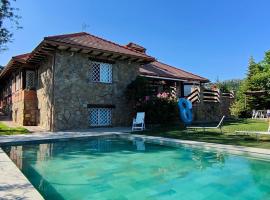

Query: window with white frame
[26,70,35,89]
[89,108,112,126]
[90,61,112,83]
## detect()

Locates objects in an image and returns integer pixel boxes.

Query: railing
[203,89,220,103]
[186,89,234,104]
[222,92,235,99]
[186,89,200,103]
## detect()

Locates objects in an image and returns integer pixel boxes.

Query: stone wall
[52,51,139,130]
[23,90,38,126]
[11,80,24,125]
[192,97,234,122]
[36,57,53,130]
[11,90,38,126]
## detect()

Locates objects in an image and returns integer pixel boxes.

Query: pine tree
[247,56,261,80]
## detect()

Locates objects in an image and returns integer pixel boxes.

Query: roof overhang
[0,38,156,81]
[140,74,187,82]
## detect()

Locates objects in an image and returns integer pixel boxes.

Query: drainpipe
[50,53,56,131]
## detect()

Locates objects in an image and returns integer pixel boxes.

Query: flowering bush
[125,78,179,124]
[137,97,179,124]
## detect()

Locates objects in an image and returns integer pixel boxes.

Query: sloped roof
[44,32,154,60]
[12,53,31,62]
[140,61,209,83]
[0,32,208,83]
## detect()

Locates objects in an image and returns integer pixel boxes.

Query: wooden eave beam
[41,47,55,51]
[95,52,104,57]
[111,54,122,59]
[81,49,91,54]
[45,40,153,63]
[119,56,130,61]
[91,50,102,56]
[106,54,113,58]
[130,58,140,62]
[58,45,69,50]
[70,47,80,52]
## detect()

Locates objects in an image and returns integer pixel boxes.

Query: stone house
[0,32,208,131]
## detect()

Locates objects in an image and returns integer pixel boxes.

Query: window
[89,108,112,126]
[26,70,35,89]
[184,85,192,96]
[90,61,112,83]
[15,74,20,91]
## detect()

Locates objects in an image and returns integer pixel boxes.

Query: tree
[0,0,21,51]
[231,51,270,117]
[247,56,262,80]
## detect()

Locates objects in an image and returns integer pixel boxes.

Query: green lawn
[0,122,29,135]
[140,119,270,149]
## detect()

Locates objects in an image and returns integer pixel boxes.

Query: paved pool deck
[1,129,270,199]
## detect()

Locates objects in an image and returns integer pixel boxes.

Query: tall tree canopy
[0,0,21,51]
[231,51,270,117]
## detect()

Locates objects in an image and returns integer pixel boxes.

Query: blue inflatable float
[178,98,193,125]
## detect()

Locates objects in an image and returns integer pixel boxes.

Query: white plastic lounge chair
[187,116,226,133]
[252,109,257,119]
[132,112,145,131]
[235,124,270,140]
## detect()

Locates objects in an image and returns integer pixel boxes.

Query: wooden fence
[186,88,234,104]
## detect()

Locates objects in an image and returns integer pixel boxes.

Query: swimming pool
[2,136,270,200]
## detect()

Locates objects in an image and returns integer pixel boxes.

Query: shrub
[137,96,179,124]
[125,77,179,125]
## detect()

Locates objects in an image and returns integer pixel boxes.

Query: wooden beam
[92,51,102,55]
[70,47,80,52]
[41,47,55,51]
[58,46,69,50]
[87,50,94,55]
[45,40,153,63]
[131,58,140,62]
[34,53,46,57]
[77,49,83,53]
[111,55,122,59]
[37,50,53,56]
[120,56,130,61]
[44,42,58,47]
[96,52,104,57]
[81,49,91,54]
[29,57,42,61]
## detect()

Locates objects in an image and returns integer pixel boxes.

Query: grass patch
[0,123,29,135]
[139,119,270,149]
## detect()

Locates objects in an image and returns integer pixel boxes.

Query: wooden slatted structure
[186,88,234,104]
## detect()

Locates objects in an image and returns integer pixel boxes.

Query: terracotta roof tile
[44,32,154,60]
[12,53,31,62]
[140,61,209,83]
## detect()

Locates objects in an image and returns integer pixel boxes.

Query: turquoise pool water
[2,136,270,200]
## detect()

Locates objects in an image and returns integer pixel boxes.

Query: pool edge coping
[0,147,45,200]
[0,131,130,200]
[2,131,270,199]
[126,134,270,159]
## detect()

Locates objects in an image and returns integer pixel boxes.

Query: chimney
[126,42,146,53]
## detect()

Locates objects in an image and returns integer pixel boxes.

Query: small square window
[89,108,112,126]
[90,61,112,83]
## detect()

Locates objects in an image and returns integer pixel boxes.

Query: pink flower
[145,96,150,101]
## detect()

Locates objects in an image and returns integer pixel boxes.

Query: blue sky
[1,0,270,81]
